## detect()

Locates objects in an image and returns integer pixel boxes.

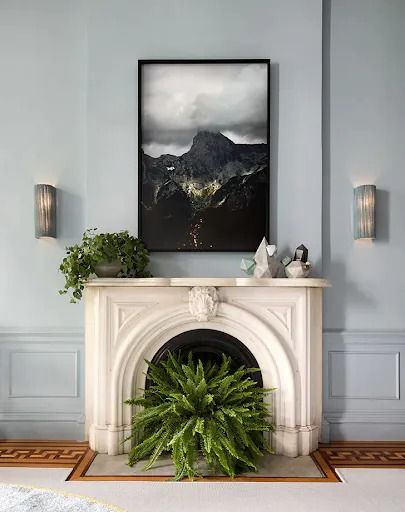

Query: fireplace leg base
[88,425,132,455]
[272,426,319,457]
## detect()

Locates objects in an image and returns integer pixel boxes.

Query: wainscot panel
[1,329,404,441]
[323,330,405,441]
[0,330,84,439]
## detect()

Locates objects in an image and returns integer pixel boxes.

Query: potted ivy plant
[59,228,151,303]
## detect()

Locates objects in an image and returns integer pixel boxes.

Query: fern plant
[125,352,274,480]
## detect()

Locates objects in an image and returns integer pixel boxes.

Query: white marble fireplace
[85,277,328,457]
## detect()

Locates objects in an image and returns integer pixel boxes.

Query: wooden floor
[1,440,405,482]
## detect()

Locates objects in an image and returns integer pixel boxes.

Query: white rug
[1,467,405,512]
[0,483,123,512]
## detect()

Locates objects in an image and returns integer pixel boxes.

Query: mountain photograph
[139,61,270,251]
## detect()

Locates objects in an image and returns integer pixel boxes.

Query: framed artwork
[138,59,270,251]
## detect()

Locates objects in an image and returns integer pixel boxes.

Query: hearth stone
[86,453,323,478]
[85,277,329,458]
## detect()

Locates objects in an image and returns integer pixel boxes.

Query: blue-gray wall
[323,0,405,439]
[86,0,323,275]
[0,0,404,440]
[0,0,86,438]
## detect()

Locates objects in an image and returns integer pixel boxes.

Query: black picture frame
[138,59,270,252]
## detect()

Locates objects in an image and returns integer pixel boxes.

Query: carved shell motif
[188,286,219,322]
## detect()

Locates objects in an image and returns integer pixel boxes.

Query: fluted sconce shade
[353,185,376,240]
[35,184,57,238]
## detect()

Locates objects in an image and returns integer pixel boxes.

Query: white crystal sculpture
[253,237,285,278]
[266,245,277,257]
[285,261,312,278]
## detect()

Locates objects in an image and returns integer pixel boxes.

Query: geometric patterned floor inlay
[0,440,89,468]
[319,442,405,468]
[1,440,404,482]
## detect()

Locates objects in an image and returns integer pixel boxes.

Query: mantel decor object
[240,257,255,275]
[253,237,285,278]
[285,261,311,279]
[58,229,151,303]
[285,244,311,278]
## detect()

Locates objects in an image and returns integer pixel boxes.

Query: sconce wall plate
[353,184,376,240]
[35,184,57,238]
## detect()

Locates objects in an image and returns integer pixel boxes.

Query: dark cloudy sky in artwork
[141,63,268,157]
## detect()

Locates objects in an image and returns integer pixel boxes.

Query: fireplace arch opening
[147,328,263,387]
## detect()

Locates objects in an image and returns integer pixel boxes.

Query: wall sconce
[353,184,376,240]
[34,184,57,238]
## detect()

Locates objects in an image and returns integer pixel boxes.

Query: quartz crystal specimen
[281,256,292,267]
[253,237,285,278]
[293,244,309,264]
[240,257,256,275]
[285,260,311,278]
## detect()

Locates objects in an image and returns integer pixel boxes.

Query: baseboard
[324,410,405,423]
[0,420,84,440]
[323,411,405,441]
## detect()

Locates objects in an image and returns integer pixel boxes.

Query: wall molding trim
[1,328,404,441]
[0,329,84,344]
[0,328,84,440]
[324,410,405,424]
[323,329,405,344]
[327,350,400,400]
[0,412,85,423]
[323,329,405,441]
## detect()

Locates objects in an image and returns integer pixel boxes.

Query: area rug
[0,483,125,512]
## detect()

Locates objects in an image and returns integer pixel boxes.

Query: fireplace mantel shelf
[86,277,330,288]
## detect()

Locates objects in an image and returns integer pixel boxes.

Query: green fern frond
[125,351,275,480]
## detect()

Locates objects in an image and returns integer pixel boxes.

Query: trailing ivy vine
[59,229,151,302]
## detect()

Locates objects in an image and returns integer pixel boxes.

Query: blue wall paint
[86,0,323,275]
[0,0,86,330]
[323,0,405,331]
[1,0,405,440]
[321,0,405,440]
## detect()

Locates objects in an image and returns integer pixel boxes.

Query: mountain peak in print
[140,130,268,251]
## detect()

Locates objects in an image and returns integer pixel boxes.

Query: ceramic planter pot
[94,260,122,278]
